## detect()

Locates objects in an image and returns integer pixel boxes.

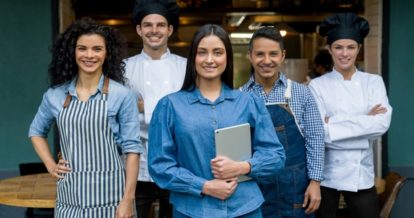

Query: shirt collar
[331,68,361,81]
[277,72,288,86]
[141,48,171,60]
[245,72,287,89]
[187,83,235,105]
[67,74,105,97]
[244,75,256,89]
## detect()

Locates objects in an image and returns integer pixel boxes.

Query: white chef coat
[309,69,392,192]
[124,49,187,182]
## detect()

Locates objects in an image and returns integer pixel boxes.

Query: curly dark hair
[48,17,126,87]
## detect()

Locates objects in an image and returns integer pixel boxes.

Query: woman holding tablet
[148,24,285,218]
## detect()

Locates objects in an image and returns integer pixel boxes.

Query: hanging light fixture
[247,17,294,37]
[277,14,294,37]
[276,23,297,37]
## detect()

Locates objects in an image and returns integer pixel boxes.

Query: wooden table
[0,173,56,208]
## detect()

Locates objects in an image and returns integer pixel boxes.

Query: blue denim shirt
[148,84,285,218]
[29,75,143,154]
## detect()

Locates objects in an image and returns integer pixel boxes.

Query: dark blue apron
[259,80,312,218]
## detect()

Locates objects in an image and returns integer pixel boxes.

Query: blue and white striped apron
[55,77,125,217]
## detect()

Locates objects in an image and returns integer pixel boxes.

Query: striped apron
[55,77,125,217]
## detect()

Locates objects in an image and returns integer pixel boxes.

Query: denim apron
[260,79,312,218]
[55,77,126,217]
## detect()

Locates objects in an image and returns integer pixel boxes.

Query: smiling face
[249,37,285,84]
[136,14,173,52]
[195,35,227,84]
[329,39,361,75]
[75,33,106,76]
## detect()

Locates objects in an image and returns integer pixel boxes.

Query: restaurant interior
[4,1,412,218]
[71,0,365,86]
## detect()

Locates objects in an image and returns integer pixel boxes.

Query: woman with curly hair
[29,17,142,218]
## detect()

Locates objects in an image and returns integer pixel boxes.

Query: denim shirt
[29,75,143,154]
[148,84,285,218]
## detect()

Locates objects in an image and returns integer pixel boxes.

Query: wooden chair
[378,172,407,218]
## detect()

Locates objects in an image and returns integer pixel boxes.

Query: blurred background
[72,0,366,86]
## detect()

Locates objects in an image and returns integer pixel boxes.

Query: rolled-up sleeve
[247,94,285,183]
[117,89,143,154]
[28,90,55,138]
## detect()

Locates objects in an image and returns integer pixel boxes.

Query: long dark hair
[48,17,126,87]
[181,24,233,91]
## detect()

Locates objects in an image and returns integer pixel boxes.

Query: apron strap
[63,76,109,108]
[102,76,109,95]
[284,79,292,100]
[284,79,304,137]
[63,95,72,108]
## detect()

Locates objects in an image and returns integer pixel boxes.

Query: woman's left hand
[116,198,135,218]
[211,156,250,180]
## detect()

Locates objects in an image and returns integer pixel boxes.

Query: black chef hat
[319,13,370,45]
[132,0,180,32]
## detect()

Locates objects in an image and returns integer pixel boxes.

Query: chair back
[19,162,48,176]
[379,172,407,218]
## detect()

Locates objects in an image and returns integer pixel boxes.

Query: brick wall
[364,0,382,75]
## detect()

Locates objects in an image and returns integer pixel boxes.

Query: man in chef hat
[124,1,187,217]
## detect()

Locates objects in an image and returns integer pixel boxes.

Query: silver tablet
[214,123,252,182]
